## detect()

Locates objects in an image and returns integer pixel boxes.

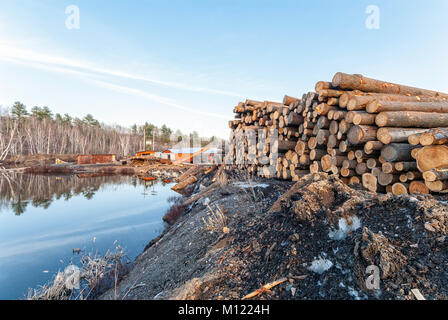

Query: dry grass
[163,196,187,225]
[27,243,129,300]
[202,204,228,233]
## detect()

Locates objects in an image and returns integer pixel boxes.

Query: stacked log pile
[228,72,448,195]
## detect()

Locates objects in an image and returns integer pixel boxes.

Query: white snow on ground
[233,182,270,189]
[307,256,334,274]
[329,216,361,240]
[201,197,210,206]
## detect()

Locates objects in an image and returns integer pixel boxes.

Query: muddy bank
[102,169,448,300]
[0,154,78,168]
[1,154,189,181]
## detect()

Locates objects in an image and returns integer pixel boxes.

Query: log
[356,162,368,175]
[392,183,409,196]
[315,81,333,92]
[321,155,334,172]
[376,111,448,128]
[411,147,422,160]
[316,116,330,129]
[310,161,322,174]
[419,128,448,146]
[395,161,418,172]
[331,155,346,167]
[378,172,399,186]
[376,128,428,144]
[286,112,304,126]
[339,140,352,153]
[366,158,380,169]
[341,168,356,177]
[310,149,327,161]
[347,125,377,145]
[308,137,318,149]
[348,93,448,111]
[295,141,306,155]
[318,89,345,97]
[327,135,339,148]
[362,173,378,192]
[364,141,384,152]
[382,162,397,174]
[425,180,448,192]
[353,113,376,125]
[172,175,198,191]
[332,72,448,98]
[408,133,423,145]
[367,101,448,114]
[339,92,361,108]
[371,167,381,177]
[381,143,416,162]
[406,171,422,181]
[283,95,298,106]
[416,145,448,172]
[409,181,430,194]
[423,167,448,182]
[349,176,361,185]
[329,121,339,135]
[316,103,333,116]
[343,159,358,169]
[276,140,298,151]
[399,174,408,183]
[316,129,330,145]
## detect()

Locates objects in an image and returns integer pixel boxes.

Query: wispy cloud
[0,43,247,98]
[85,78,229,119]
[0,51,229,119]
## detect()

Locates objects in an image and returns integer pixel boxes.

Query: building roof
[165,148,221,154]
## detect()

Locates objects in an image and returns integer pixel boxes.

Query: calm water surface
[0,173,177,299]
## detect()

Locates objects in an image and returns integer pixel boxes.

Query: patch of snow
[233,182,269,189]
[308,256,333,274]
[201,197,210,206]
[329,216,361,240]
[347,287,361,300]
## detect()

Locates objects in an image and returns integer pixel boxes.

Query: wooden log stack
[227,73,448,195]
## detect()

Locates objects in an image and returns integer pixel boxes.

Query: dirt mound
[175,174,448,300]
[103,171,448,300]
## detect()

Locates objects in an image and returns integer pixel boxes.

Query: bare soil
[101,170,448,300]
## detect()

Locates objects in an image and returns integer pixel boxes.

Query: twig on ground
[242,278,288,300]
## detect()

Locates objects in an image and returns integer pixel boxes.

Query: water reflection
[0,172,171,215]
[0,172,176,299]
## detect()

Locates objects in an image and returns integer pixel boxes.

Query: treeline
[0,102,215,160]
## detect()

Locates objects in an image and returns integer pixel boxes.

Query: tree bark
[377,128,428,144]
[381,143,416,162]
[367,101,448,114]
[423,167,448,182]
[332,73,448,98]
[419,128,448,146]
[376,111,448,128]
[347,125,377,145]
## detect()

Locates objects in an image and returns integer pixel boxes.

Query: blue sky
[0,0,447,138]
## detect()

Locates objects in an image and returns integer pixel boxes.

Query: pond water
[0,173,177,300]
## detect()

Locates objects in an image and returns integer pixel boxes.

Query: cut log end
[392,183,408,196]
